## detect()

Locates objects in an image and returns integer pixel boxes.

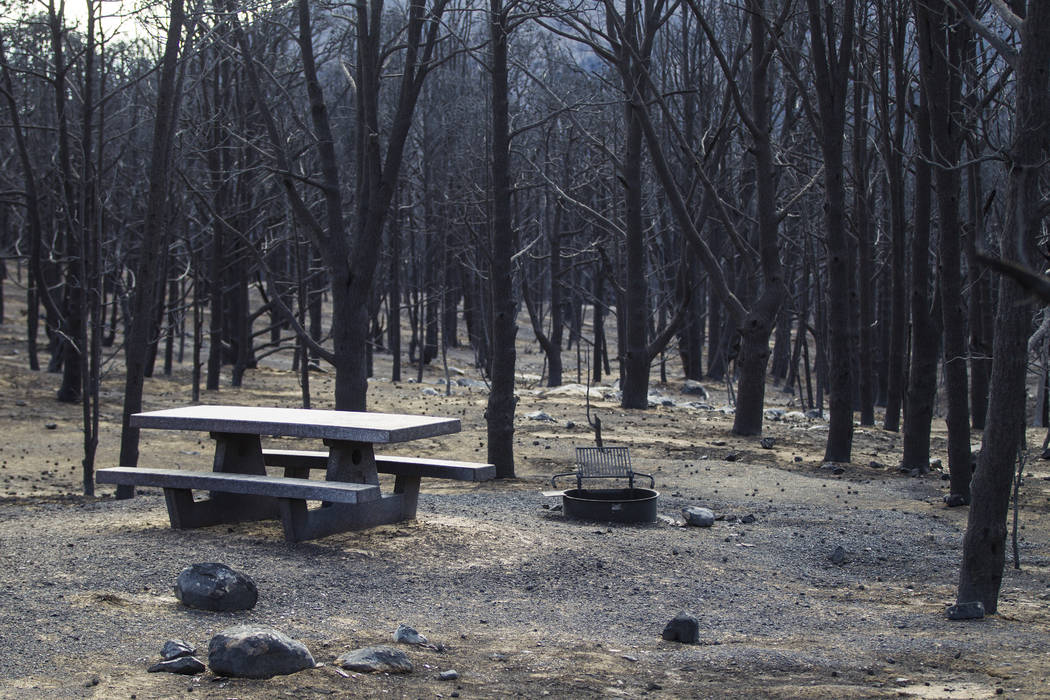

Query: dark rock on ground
[830,546,847,566]
[208,625,314,679]
[175,562,258,612]
[336,645,413,674]
[946,601,985,620]
[147,656,206,675]
[161,639,195,660]
[662,612,700,644]
[394,623,428,646]
[682,507,715,527]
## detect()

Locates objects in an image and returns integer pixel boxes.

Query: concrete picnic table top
[130,405,461,444]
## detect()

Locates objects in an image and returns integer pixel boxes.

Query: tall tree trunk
[116,0,188,497]
[486,0,517,477]
[958,0,1050,614]
[807,0,856,462]
[901,88,940,473]
[917,0,972,504]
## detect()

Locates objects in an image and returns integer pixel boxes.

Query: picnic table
[96,406,494,542]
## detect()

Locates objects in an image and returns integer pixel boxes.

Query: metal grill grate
[550,446,654,490]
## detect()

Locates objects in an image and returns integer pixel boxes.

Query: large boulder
[175,563,257,612]
[208,625,315,679]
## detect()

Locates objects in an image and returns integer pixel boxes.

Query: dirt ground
[1,277,1049,699]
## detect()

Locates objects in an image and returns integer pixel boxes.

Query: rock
[760,437,775,449]
[438,670,460,681]
[526,411,555,422]
[725,452,739,462]
[804,409,823,419]
[946,601,985,620]
[565,420,576,429]
[161,639,196,660]
[175,563,258,612]
[930,458,943,470]
[421,387,441,396]
[784,411,806,421]
[681,380,709,398]
[45,422,57,430]
[682,507,715,527]
[829,546,847,566]
[740,514,756,524]
[455,377,486,388]
[336,646,413,674]
[764,409,785,421]
[148,656,206,675]
[394,623,428,646]
[208,625,314,679]
[661,612,700,644]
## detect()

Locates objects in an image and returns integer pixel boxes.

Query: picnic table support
[278,495,413,542]
[165,487,277,529]
[209,432,280,521]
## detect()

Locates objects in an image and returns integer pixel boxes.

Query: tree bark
[958,0,1050,613]
[117,0,188,497]
[486,0,517,478]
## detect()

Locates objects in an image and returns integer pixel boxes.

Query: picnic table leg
[277,498,407,542]
[324,440,381,501]
[208,431,280,520]
[393,475,421,519]
[162,487,275,529]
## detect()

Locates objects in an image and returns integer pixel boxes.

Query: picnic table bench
[96,405,494,542]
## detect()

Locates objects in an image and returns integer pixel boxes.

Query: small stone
[682,507,715,527]
[148,656,206,675]
[175,563,257,612]
[681,380,708,398]
[661,612,700,644]
[565,421,576,429]
[830,546,847,566]
[336,646,413,674]
[14,400,26,407]
[394,623,428,646]
[725,452,739,462]
[438,670,460,681]
[45,422,57,430]
[946,601,985,620]
[526,411,555,422]
[740,514,756,525]
[161,639,196,660]
[208,626,314,679]
[760,437,775,449]
[929,458,943,470]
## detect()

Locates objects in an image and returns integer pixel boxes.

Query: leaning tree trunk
[957,1,1050,613]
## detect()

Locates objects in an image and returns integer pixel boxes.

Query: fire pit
[551,446,660,524]
[561,487,659,523]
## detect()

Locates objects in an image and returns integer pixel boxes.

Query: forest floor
[1,280,1049,699]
